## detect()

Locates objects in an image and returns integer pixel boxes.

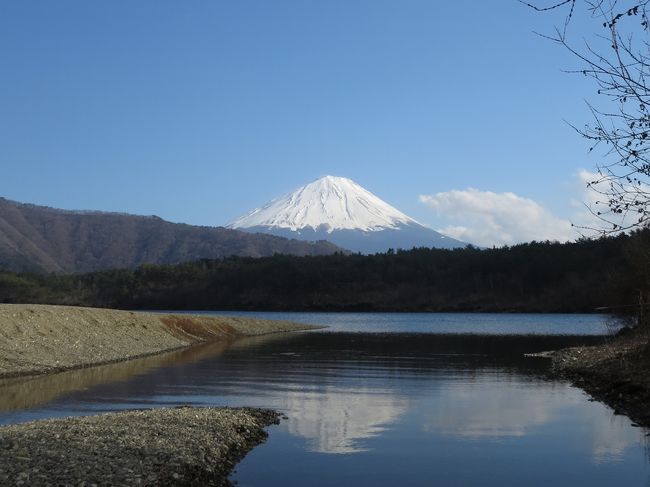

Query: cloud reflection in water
[280,387,408,454]
[423,376,642,463]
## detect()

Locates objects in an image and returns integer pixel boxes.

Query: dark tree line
[1,230,647,314]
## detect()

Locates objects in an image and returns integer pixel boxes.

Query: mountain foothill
[0,176,467,274]
[0,197,341,274]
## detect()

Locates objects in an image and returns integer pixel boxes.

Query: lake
[0,312,647,486]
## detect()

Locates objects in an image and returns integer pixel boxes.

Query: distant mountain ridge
[228,175,467,253]
[0,197,341,274]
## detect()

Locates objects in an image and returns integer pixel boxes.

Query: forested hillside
[2,230,647,313]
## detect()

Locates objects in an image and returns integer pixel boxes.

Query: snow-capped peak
[228,175,421,233]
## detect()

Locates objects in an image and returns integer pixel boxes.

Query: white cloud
[419,188,576,247]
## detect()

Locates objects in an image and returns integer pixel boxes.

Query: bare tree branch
[527,0,650,234]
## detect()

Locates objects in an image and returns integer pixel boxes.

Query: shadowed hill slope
[0,198,342,274]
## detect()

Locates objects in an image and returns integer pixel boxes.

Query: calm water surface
[0,313,647,486]
[173,310,616,335]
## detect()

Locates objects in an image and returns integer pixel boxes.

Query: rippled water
[0,313,647,486]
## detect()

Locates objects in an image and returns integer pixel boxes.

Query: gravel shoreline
[551,327,650,427]
[0,304,317,379]
[0,305,317,486]
[0,406,280,486]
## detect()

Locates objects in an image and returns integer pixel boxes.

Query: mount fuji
[227,176,467,254]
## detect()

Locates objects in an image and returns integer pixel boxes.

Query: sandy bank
[551,327,650,427]
[0,406,279,486]
[0,304,316,378]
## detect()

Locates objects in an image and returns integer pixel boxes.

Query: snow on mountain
[228,176,467,253]
[228,175,418,233]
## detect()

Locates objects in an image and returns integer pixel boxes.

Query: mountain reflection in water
[0,329,647,486]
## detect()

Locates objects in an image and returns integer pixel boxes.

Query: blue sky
[0,1,607,245]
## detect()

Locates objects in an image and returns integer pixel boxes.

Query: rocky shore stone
[550,328,650,428]
[0,407,280,486]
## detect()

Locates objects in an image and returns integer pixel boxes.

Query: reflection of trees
[0,341,231,415]
[281,388,408,454]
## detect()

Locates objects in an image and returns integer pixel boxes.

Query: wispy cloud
[419,188,576,247]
